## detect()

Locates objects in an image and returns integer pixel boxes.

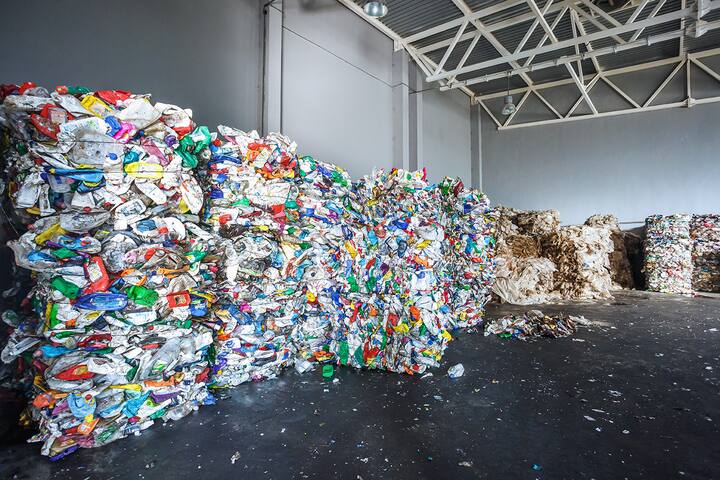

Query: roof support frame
[474,50,720,130]
[427,6,693,82]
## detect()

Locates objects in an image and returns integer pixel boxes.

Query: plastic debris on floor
[690,215,720,293]
[644,214,693,295]
[484,310,589,340]
[0,82,497,458]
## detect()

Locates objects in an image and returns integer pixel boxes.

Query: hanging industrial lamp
[501,73,516,116]
[363,0,388,18]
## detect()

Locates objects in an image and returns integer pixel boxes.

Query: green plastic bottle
[126,285,159,308]
[50,277,80,299]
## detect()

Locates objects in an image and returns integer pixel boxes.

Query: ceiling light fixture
[363,1,388,18]
[501,72,516,116]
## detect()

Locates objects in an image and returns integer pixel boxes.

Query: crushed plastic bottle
[448,363,465,378]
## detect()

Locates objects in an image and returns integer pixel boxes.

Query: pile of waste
[585,214,634,289]
[492,207,559,304]
[0,83,218,459]
[644,214,693,295]
[492,207,619,304]
[483,309,588,340]
[690,214,720,293]
[544,225,614,300]
[0,82,497,458]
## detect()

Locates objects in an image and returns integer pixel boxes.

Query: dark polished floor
[1,290,719,479]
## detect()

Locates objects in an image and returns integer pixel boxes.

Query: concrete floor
[1,290,719,479]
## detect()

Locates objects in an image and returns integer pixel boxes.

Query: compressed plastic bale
[0,83,218,459]
[690,214,720,293]
[644,214,693,295]
[439,177,496,327]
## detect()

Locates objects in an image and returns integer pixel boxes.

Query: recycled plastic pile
[690,215,720,293]
[483,309,589,340]
[0,82,496,458]
[492,207,617,304]
[0,83,218,459]
[644,214,693,295]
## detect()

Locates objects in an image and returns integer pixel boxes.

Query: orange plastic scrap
[409,305,421,322]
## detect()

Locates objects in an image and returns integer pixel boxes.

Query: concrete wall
[481,66,720,225]
[0,0,262,130]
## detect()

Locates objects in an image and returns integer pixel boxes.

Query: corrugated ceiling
[350,0,720,96]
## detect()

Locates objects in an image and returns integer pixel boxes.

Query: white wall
[421,88,472,185]
[280,0,475,184]
[0,0,262,130]
[281,0,395,179]
[481,101,720,225]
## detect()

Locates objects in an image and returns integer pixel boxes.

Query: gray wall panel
[481,102,720,225]
[0,0,263,130]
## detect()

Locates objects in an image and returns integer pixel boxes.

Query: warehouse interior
[0,0,718,478]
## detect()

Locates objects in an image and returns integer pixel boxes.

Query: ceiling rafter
[339,0,720,128]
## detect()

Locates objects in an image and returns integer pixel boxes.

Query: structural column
[392,49,411,171]
[470,103,482,190]
[263,1,283,135]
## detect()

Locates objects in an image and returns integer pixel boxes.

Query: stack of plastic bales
[329,169,451,374]
[202,126,352,385]
[644,214,693,295]
[690,214,720,293]
[0,83,218,459]
[440,177,496,327]
[1,82,500,458]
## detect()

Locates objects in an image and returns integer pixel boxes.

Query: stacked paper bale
[492,206,558,304]
[543,225,614,300]
[690,214,720,293]
[0,83,218,459]
[585,214,634,289]
[644,214,693,295]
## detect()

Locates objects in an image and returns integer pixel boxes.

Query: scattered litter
[230,451,241,464]
[584,415,596,422]
[532,464,542,471]
[484,310,588,340]
[448,363,465,378]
